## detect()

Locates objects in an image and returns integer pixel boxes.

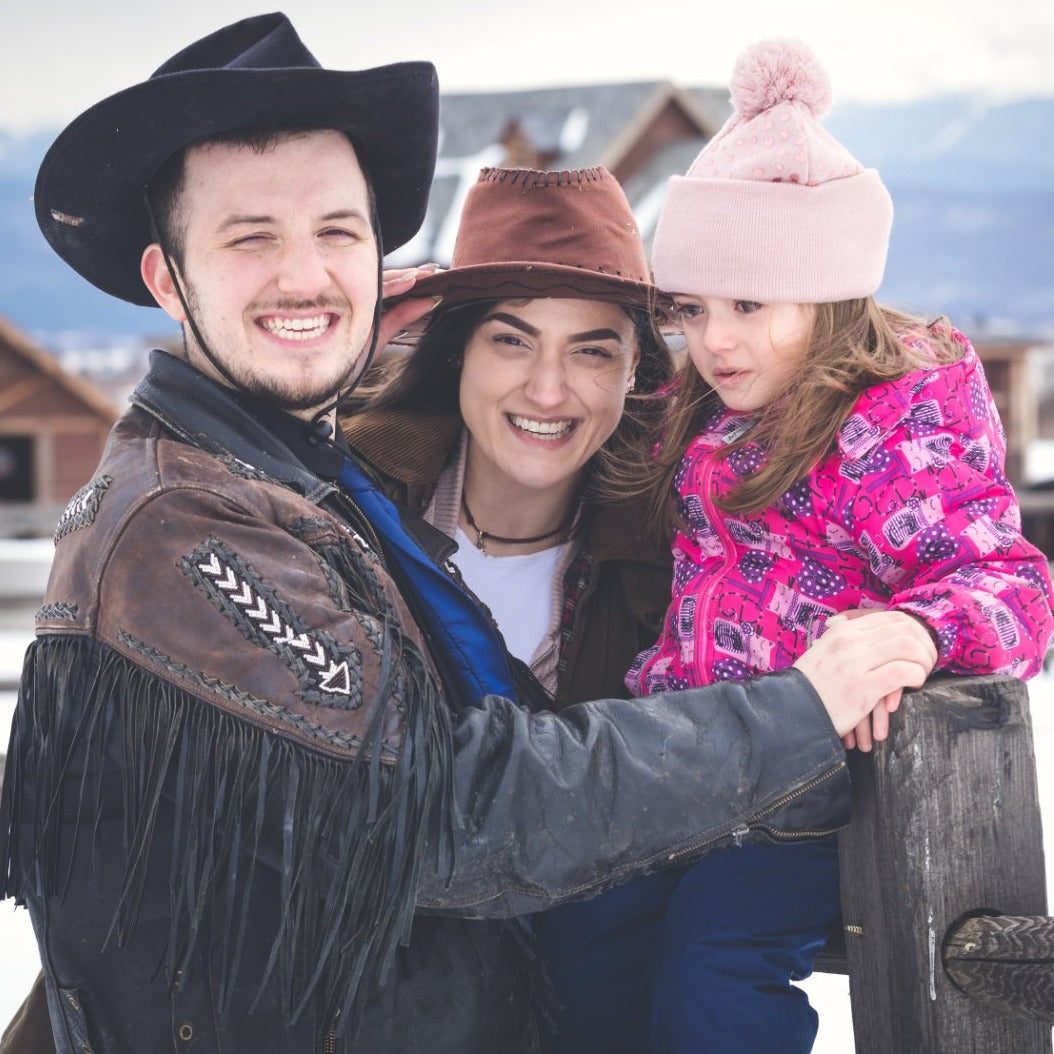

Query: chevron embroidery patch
[54,475,113,541]
[181,536,362,707]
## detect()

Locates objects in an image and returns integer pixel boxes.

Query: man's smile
[258,313,335,341]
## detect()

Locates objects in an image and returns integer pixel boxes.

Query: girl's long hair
[348,298,675,503]
[645,298,965,535]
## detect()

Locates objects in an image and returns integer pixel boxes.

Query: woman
[341,167,681,1054]
[343,165,675,707]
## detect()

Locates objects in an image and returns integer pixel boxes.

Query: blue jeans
[536,839,840,1054]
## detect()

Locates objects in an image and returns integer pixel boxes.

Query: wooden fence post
[836,674,1051,1053]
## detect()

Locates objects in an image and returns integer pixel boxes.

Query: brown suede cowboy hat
[404,166,662,310]
[34,12,439,307]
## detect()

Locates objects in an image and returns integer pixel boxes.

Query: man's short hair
[146,127,373,272]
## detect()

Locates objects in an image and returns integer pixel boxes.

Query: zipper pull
[732,823,750,847]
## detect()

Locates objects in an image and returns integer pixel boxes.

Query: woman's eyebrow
[570,328,623,342]
[482,313,624,344]
[482,311,540,337]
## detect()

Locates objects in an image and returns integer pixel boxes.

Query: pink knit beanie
[652,39,893,303]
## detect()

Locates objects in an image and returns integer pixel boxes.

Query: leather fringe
[0,627,455,1036]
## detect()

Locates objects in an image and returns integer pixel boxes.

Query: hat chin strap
[306,264,383,446]
[142,188,246,394]
[305,194,386,445]
[142,188,384,446]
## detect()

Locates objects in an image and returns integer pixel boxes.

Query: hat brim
[35,64,438,306]
[385,263,670,347]
[403,261,661,309]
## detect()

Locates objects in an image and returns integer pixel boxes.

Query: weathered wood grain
[835,674,1051,1052]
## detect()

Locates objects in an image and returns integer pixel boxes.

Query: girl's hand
[840,692,900,752]
[793,610,937,740]
[825,609,936,751]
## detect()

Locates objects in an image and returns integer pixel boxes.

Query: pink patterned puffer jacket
[628,331,1054,695]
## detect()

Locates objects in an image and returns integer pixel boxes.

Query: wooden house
[972,339,1054,555]
[0,316,119,537]
[974,340,1037,485]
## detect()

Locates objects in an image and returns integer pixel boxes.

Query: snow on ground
[1,612,1053,1046]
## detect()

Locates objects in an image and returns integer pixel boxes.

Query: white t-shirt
[452,527,569,666]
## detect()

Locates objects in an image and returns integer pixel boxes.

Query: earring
[626,375,636,393]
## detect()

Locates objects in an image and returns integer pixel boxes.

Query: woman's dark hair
[349,297,675,503]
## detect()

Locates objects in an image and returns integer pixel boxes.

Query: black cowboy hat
[34,12,439,307]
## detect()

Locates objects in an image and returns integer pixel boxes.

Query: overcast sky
[4,0,1054,133]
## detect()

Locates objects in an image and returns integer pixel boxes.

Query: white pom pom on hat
[652,37,893,304]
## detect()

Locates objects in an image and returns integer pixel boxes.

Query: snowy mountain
[826,97,1054,338]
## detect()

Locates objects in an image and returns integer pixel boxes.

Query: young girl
[542,39,1054,1054]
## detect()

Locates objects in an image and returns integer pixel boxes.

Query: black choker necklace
[461,495,570,555]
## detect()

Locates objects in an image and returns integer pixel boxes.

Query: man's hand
[793,610,938,744]
[375,267,442,350]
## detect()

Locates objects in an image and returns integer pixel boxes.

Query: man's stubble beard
[180,282,372,414]
[231,354,363,412]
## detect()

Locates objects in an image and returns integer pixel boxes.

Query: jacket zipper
[336,493,387,565]
[635,452,729,688]
[663,758,848,867]
[433,757,850,911]
[692,454,736,677]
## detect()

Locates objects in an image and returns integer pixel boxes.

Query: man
[0,14,936,1054]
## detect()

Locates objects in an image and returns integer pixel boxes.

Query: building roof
[387,81,729,267]
[0,315,119,424]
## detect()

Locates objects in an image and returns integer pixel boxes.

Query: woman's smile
[507,414,577,441]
